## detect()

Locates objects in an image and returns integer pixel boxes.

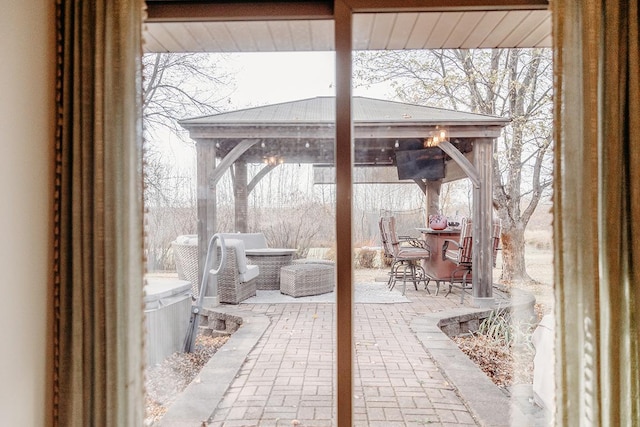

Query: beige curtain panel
[54,0,144,425]
[553,0,640,425]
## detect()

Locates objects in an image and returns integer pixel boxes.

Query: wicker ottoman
[280,264,335,298]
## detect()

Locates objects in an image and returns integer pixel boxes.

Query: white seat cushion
[239,264,259,282]
[219,232,268,250]
[239,233,268,250]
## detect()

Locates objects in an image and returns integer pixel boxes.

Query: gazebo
[179,96,509,303]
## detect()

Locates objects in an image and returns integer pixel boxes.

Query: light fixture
[424,127,448,148]
[263,155,285,166]
[305,141,310,148]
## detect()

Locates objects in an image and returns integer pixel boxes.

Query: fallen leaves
[453,333,535,390]
[144,335,230,425]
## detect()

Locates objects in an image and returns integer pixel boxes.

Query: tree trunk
[499,223,531,283]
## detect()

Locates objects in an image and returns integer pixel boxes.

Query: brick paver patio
[203,280,495,427]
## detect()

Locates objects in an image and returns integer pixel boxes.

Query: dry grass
[453,334,515,389]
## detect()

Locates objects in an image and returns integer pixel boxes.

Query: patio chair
[441,218,501,302]
[172,235,199,297]
[379,216,431,295]
[217,238,258,304]
[172,235,259,304]
[218,232,297,290]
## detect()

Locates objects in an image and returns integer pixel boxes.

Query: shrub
[356,248,377,268]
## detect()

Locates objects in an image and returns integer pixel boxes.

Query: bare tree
[142,53,235,270]
[355,48,553,283]
[143,53,234,138]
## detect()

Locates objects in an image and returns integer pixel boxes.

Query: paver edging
[411,290,536,427]
[158,307,270,426]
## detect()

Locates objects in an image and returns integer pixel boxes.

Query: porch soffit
[144,9,550,52]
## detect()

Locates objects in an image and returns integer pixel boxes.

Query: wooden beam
[439,140,480,188]
[443,151,475,183]
[197,142,217,282]
[425,180,442,215]
[146,0,548,23]
[335,1,353,425]
[471,138,494,306]
[233,162,249,232]
[344,0,549,12]
[209,139,259,186]
[247,164,277,194]
[413,178,427,194]
[183,124,505,140]
[145,1,334,22]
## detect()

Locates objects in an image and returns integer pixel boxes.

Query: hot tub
[144,277,192,365]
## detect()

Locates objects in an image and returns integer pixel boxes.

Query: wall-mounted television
[395,149,445,181]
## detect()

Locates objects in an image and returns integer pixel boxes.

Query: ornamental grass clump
[454,309,538,388]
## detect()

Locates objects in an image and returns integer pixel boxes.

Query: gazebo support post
[197,141,218,282]
[233,161,249,232]
[471,137,495,307]
[425,180,442,217]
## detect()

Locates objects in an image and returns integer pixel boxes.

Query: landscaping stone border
[412,288,541,426]
[157,307,270,427]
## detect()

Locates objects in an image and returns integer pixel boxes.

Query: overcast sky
[228,51,392,107]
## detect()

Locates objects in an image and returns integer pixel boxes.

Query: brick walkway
[205,282,489,427]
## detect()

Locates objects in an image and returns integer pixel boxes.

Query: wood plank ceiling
[144,10,550,53]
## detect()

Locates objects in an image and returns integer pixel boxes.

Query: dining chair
[379,216,431,295]
[441,218,501,302]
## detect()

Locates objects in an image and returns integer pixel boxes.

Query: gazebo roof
[179,96,509,166]
[181,96,508,126]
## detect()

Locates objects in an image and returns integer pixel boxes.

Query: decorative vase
[429,214,448,230]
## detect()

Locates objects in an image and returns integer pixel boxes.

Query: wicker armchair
[219,232,296,290]
[172,235,258,304]
[217,239,258,304]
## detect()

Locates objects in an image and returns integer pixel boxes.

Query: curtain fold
[54,0,144,425]
[599,1,640,424]
[554,0,640,425]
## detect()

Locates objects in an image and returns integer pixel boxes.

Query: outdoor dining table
[245,248,297,290]
[416,227,462,294]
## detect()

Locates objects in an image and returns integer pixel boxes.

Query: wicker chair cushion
[396,247,431,259]
[219,232,268,250]
[175,234,197,245]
